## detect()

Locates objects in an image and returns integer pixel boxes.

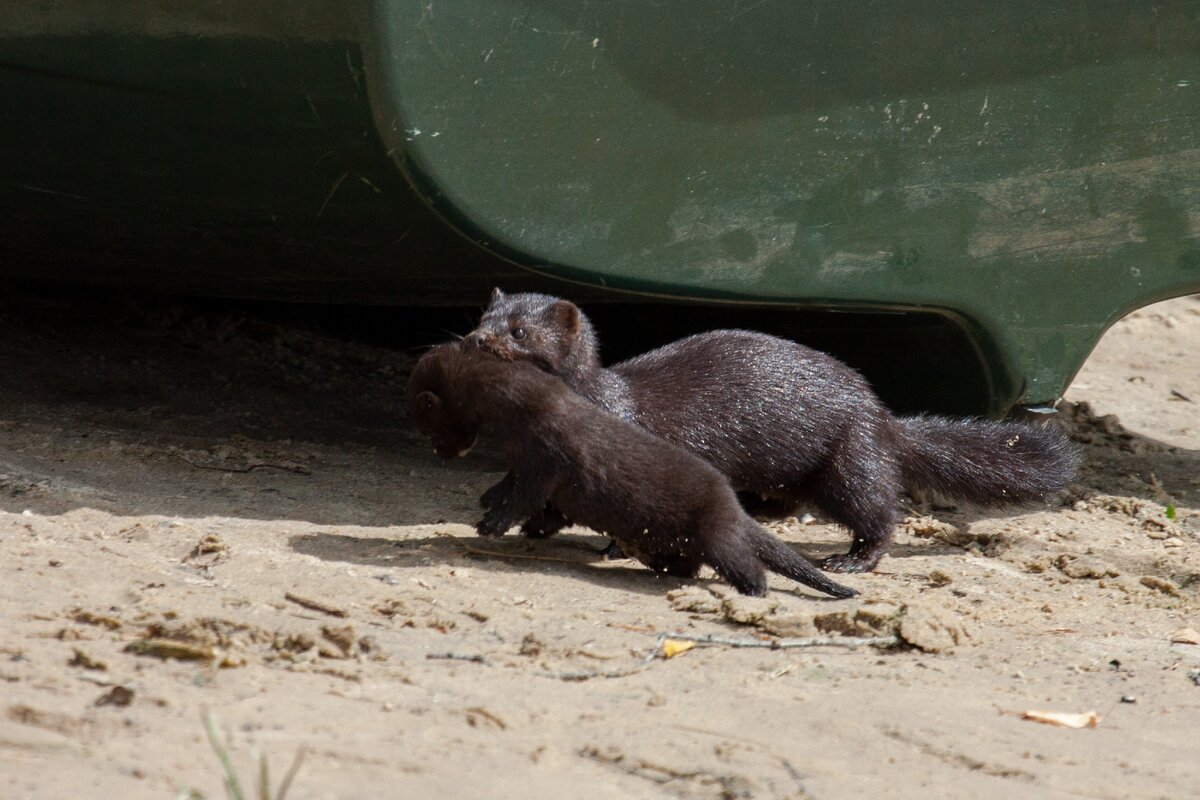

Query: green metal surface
[2,3,1199,415]
[366,1,1200,410]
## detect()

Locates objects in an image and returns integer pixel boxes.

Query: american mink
[465,289,1082,573]
[407,344,857,599]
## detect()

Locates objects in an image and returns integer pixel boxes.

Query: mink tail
[745,522,859,598]
[892,416,1081,505]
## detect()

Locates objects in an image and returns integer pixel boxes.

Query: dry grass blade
[258,754,269,800]
[203,711,245,800]
[274,746,307,800]
[201,710,306,800]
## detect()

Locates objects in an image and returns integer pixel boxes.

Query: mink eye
[511,327,527,341]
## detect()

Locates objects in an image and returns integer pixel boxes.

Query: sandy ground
[1,290,1197,800]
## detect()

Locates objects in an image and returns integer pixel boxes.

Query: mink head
[407,344,481,460]
[464,288,599,379]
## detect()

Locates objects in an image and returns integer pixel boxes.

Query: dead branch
[662,632,898,649]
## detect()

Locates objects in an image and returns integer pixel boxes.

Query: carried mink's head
[407,344,481,461]
[464,288,598,379]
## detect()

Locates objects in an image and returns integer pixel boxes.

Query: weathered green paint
[3,2,1199,416]
[367,0,1200,410]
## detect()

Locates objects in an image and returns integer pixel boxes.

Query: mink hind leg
[736,491,800,520]
[639,550,702,579]
[808,436,901,573]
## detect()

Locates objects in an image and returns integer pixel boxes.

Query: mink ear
[489,287,505,305]
[549,301,581,337]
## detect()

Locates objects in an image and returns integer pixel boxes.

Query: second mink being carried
[466,289,1080,572]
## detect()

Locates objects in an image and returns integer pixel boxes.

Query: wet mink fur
[465,289,1082,573]
[407,344,857,599]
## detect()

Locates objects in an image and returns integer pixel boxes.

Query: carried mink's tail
[893,416,1081,505]
[746,523,858,598]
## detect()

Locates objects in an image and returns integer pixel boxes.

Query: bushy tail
[746,523,858,598]
[893,416,1080,505]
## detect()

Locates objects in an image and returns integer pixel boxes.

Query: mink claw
[476,512,514,538]
[818,552,883,574]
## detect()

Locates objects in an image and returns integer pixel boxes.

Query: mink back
[614,329,890,488]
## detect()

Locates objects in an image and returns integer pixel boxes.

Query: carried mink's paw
[479,481,511,510]
[520,517,563,539]
[476,510,515,537]
[521,505,568,539]
[819,551,883,573]
[599,539,628,560]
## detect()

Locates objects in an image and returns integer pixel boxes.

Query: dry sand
[1,291,1197,799]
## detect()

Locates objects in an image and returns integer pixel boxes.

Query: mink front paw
[476,510,515,537]
[818,551,883,573]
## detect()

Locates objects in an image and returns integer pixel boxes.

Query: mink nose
[464,330,490,349]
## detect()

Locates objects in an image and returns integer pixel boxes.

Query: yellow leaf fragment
[662,639,695,659]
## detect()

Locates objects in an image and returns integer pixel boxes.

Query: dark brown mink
[465,289,1082,573]
[407,344,857,599]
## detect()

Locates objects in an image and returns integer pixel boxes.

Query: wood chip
[284,592,347,618]
[464,707,507,730]
[124,638,214,661]
[1000,707,1100,729]
[1170,627,1200,645]
[94,686,134,708]
[67,648,107,671]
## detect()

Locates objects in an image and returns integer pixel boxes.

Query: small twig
[426,652,488,664]
[578,746,706,786]
[781,759,813,798]
[283,593,347,618]
[540,662,655,682]
[458,543,591,566]
[540,638,664,682]
[661,632,898,650]
[75,674,115,687]
[176,454,311,475]
[465,707,508,730]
